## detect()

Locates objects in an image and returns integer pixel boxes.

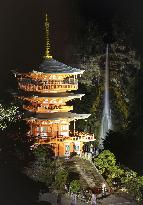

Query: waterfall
[99,44,112,149]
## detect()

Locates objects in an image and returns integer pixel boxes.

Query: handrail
[19,83,78,92]
[35,133,95,143]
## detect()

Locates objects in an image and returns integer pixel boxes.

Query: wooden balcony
[34,132,95,144]
[23,105,73,113]
[19,83,78,92]
[36,106,73,113]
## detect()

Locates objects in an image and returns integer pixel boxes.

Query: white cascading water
[99,44,112,149]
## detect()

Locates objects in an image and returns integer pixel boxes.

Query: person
[102,183,106,196]
[71,193,77,205]
[91,192,96,205]
[57,193,61,205]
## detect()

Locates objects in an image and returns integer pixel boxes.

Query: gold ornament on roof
[44,14,52,59]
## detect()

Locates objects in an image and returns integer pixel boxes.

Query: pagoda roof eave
[38,58,84,74]
[12,70,84,77]
[11,57,85,76]
[32,70,84,75]
[25,112,90,121]
[15,92,85,99]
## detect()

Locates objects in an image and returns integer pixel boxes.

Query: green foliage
[0,103,19,130]
[26,159,56,187]
[0,119,34,169]
[95,150,143,201]
[79,56,101,87]
[95,150,117,175]
[34,144,54,161]
[72,25,140,140]
[27,145,55,186]
[96,150,124,185]
[112,85,128,125]
[94,150,124,185]
[54,169,68,192]
[70,180,81,193]
[103,130,129,164]
[107,165,124,185]
[121,170,143,201]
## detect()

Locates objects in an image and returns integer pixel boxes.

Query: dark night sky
[0,0,143,91]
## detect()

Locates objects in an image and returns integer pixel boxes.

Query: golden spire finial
[44,14,52,59]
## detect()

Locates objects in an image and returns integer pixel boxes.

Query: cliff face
[66,17,143,173]
[68,20,139,137]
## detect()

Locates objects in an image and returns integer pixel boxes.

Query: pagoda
[13,15,95,157]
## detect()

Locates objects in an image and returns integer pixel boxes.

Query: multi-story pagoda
[13,15,95,157]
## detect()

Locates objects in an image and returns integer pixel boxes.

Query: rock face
[62,156,109,192]
[73,157,109,191]
[71,36,140,140]
[98,194,137,205]
[39,192,137,205]
[39,192,89,205]
[39,157,137,204]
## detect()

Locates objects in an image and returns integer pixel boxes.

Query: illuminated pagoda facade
[13,15,95,157]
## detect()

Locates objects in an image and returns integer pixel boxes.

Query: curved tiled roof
[26,112,90,121]
[38,58,84,74]
[16,91,84,98]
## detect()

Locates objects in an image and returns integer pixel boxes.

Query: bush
[94,150,143,202]
[70,180,81,193]
[54,169,68,193]
[34,145,54,161]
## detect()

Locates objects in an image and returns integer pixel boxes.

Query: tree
[103,130,130,163]
[95,150,143,202]
[34,144,55,161]
[0,103,40,204]
[70,180,81,194]
[0,118,34,169]
[54,169,68,193]
[26,159,56,187]
[94,150,116,174]
[121,170,143,201]
[69,16,140,146]
[0,100,35,169]
[26,145,55,187]
[69,180,81,205]
[94,150,124,185]
[0,103,19,130]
